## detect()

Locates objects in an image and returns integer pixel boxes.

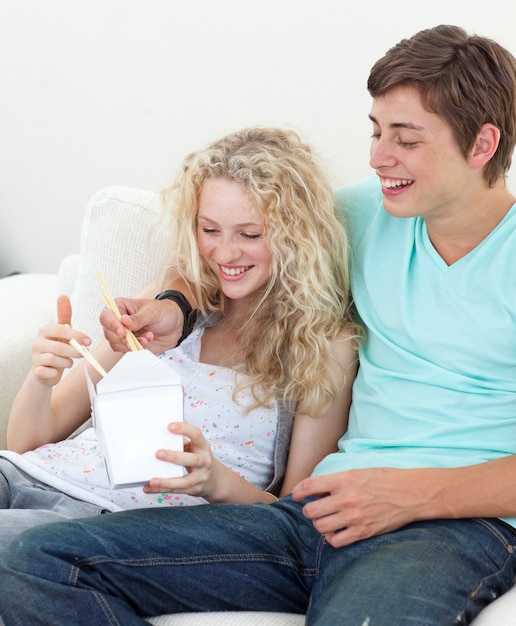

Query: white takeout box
[86,350,184,489]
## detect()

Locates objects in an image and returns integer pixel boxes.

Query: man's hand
[100,297,184,355]
[292,468,433,548]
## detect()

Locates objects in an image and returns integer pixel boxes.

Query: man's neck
[426,185,516,266]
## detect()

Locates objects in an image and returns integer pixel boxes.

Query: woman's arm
[142,330,357,505]
[100,272,198,355]
[8,296,121,453]
[279,330,358,496]
[143,421,281,504]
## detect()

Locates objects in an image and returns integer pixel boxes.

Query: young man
[1,24,516,625]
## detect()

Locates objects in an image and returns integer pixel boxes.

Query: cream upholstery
[0,187,513,625]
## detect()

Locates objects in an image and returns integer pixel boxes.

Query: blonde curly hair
[158,127,359,417]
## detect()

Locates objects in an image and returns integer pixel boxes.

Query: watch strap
[154,290,198,346]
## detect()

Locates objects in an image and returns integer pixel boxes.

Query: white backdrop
[1,0,515,275]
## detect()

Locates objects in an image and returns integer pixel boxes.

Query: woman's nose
[215,237,240,263]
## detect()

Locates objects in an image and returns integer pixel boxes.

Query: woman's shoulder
[329,328,360,369]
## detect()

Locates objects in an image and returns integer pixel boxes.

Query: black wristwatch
[155,290,198,346]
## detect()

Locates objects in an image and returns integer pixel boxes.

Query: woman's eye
[242,233,261,240]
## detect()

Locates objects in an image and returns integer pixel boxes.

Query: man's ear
[469,123,500,169]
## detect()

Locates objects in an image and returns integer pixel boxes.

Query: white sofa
[0,187,514,625]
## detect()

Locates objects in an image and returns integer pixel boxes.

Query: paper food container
[86,349,184,489]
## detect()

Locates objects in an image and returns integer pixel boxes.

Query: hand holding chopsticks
[97,272,143,352]
[68,273,142,377]
[69,338,107,377]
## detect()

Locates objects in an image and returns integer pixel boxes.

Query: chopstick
[97,272,143,352]
[69,338,107,377]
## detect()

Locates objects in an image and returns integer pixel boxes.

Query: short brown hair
[367,25,516,186]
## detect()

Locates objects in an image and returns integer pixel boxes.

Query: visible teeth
[382,178,414,188]
[221,266,250,276]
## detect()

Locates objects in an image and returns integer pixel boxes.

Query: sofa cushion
[70,186,165,347]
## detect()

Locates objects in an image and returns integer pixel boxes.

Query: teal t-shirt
[313,177,516,525]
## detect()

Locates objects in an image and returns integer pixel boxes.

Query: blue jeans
[0,495,515,625]
[0,458,105,550]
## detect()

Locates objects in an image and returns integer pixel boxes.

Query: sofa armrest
[0,273,58,449]
[0,183,164,451]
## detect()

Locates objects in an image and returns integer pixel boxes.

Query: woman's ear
[469,123,500,169]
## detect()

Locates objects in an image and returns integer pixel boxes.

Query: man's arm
[292,456,516,547]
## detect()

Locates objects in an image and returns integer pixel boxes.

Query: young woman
[2,127,359,548]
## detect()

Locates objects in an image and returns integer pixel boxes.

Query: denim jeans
[0,495,515,625]
[0,458,105,550]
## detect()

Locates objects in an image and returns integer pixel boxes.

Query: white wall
[1,0,515,275]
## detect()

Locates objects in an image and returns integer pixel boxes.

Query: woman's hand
[100,297,184,355]
[143,422,225,501]
[31,295,92,387]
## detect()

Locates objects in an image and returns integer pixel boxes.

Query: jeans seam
[67,564,122,625]
[314,535,326,575]
[453,519,516,623]
[74,552,302,568]
[304,535,327,621]
[474,517,516,551]
[68,563,80,586]
[92,592,122,626]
